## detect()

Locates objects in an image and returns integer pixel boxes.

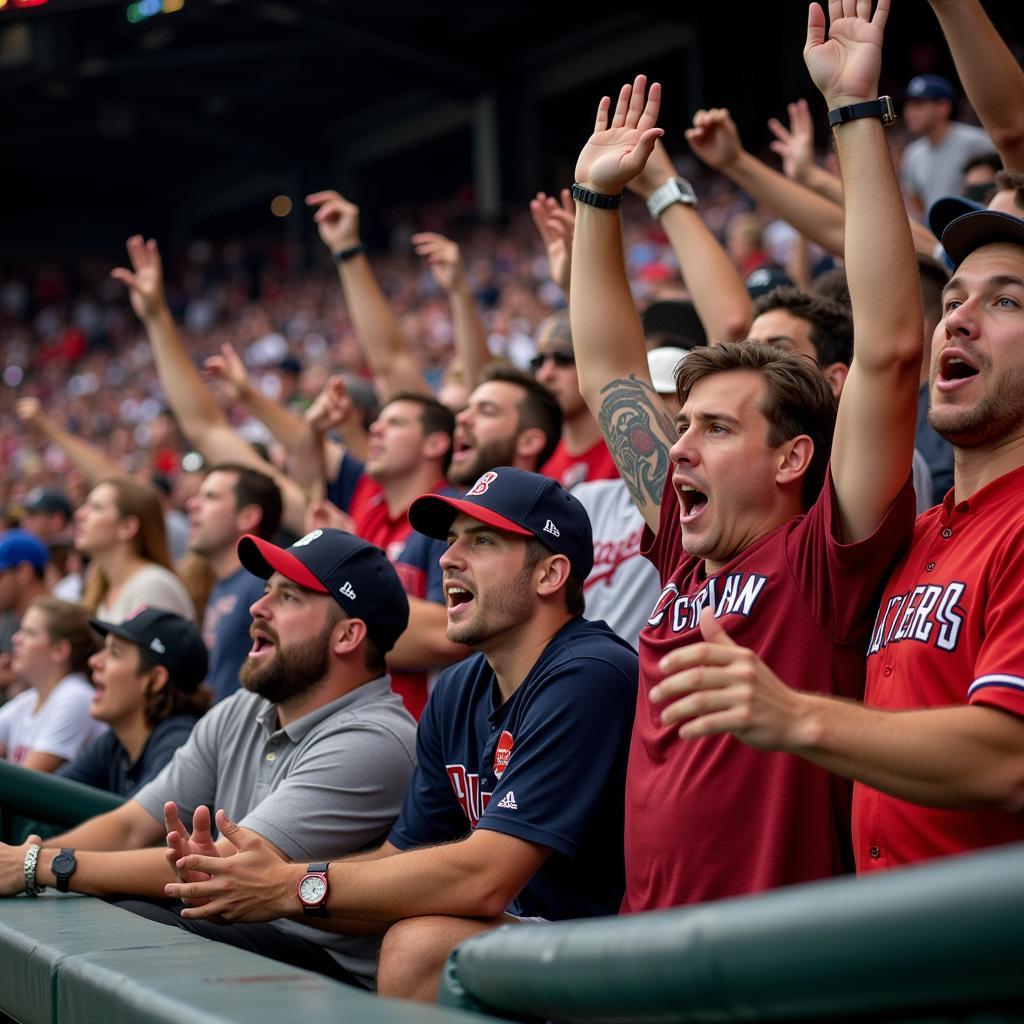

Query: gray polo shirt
[135,677,417,984]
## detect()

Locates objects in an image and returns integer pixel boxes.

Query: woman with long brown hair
[75,477,195,623]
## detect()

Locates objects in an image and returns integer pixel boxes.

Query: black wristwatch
[827,96,897,128]
[570,183,623,210]
[51,848,77,894]
[296,862,330,917]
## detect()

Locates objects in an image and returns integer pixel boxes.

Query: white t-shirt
[901,121,992,211]
[97,563,196,624]
[0,673,107,764]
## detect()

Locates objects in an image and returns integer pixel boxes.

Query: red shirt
[624,470,914,911]
[540,436,618,490]
[855,466,1024,873]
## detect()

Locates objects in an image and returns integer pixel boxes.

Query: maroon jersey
[624,469,914,911]
[855,466,1024,872]
[540,436,618,490]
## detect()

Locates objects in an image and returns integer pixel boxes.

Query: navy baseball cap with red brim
[409,466,594,581]
[237,528,409,653]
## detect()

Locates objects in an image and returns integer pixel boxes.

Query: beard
[928,362,1024,448]
[239,620,332,704]
[448,435,520,486]
[445,561,535,649]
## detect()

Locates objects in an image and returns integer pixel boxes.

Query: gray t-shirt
[134,678,417,984]
[901,121,992,211]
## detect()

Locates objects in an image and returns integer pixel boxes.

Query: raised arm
[570,75,677,532]
[16,397,124,486]
[805,0,920,541]
[625,139,751,342]
[927,0,1024,170]
[307,191,430,400]
[768,97,846,206]
[529,188,575,296]
[411,232,491,389]
[111,237,310,534]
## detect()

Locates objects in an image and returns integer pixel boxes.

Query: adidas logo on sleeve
[495,791,518,810]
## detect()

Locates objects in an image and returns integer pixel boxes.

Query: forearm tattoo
[598,374,675,510]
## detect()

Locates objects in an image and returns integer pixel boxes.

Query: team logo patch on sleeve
[493,730,514,778]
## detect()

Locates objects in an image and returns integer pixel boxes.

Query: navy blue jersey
[389,616,637,919]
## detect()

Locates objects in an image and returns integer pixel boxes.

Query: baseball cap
[745,266,793,299]
[22,488,73,522]
[641,299,707,350]
[928,195,985,243]
[237,528,409,654]
[941,210,1024,269]
[904,74,956,103]
[647,346,689,396]
[0,529,49,573]
[409,467,594,581]
[90,608,208,692]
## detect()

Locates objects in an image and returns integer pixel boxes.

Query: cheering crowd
[1,0,1024,1005]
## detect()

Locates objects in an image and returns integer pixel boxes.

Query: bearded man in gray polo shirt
[0,529,417,989]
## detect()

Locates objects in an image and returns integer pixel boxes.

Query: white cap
[647,346,689,395]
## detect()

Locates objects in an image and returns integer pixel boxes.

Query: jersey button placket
[941,527,952,539]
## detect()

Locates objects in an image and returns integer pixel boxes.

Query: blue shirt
[57,714,199,798]
[389,616,638,920]
[203,567,264,703]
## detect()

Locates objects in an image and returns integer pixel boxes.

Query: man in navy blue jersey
[164,468,638,1004]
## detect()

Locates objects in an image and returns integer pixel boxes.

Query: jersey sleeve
[327,452,366,514]
[392,533,446,604]
[966,543,1024,718]
[388,684,472,849]
[786,466,915,642]
[476,658,636,858]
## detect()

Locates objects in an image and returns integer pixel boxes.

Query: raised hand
[164,801,219,906]
[624,139,678,200]
[305,499,356,535]
[305,375,354,434]
[574,74,664,196]
[306,190,361,255]
[167,810,293,922]
[203,343,252,403]
[804,0,890,107]
[15,396,45,429]
[768,99,816,182]
[110,235,168,323]
[685,108,744,172]
[528,189,575,295]
[411,232,465,294]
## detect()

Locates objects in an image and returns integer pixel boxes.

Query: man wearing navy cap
[656,210,1024,873]
[0,529,418,989]
[0,529,50,699]
[902,73,992,216]
[161,468,638,1004]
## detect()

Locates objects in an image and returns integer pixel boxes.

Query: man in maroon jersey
[569,1,921,908]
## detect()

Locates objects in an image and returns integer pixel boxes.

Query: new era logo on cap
[339,581,356,600]
[149,637,166,655]
[543,519,560,537]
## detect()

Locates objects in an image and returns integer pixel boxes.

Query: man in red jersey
[655,209,1024,872]
[569,0,921,909]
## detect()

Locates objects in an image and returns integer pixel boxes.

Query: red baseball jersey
[624,470,915,912]
[540,436,618,490]
[855,465,1024,872]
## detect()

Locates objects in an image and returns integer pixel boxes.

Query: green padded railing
[439,842,1024,1023]
[0,758,123,844]
[0,893,493,1024]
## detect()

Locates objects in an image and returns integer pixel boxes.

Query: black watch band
[332,243,366,263]
[309,862,328,872]
[51,847,77,894]
[827,96,896,128]
[570,183,623,210]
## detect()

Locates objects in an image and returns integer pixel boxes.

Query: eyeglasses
[529,351,575,372]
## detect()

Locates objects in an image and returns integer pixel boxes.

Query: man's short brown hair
[675,342,837,508]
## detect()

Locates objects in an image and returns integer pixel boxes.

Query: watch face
[299,874,327,905]
[53,853,75,875]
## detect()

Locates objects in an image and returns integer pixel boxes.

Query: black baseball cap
[941,210,1024,269]
[90,608,208,693]
[409,467,594,581]
[237,528,409,654]
[928,195,985,244]
[22,488,74,522]
[903,74,956,104]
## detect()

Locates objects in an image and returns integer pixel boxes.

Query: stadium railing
[439,841,1024,1023]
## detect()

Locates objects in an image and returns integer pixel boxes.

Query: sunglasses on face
[529,351,575,372]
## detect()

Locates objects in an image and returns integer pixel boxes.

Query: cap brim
[928,195,985,242]
[88,618,138,645]
[941,210,1024,268]
[237,535,328,592]
[409,494,534,541]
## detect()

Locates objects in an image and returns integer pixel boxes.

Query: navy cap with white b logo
[237,528,410,654]
[409,467,594,580]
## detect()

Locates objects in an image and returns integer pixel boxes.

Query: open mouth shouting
[444,579,476,619]
[936,347,981,393]
[451,429,476,465]
[675,478,709,525]
[249,626,279,659]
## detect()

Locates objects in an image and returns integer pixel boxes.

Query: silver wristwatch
[24,843,45,895]
[646,177,698,219]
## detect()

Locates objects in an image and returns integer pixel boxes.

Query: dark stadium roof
[2,0,1021,248]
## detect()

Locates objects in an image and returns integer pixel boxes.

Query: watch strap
[827,96,897,128]
[570,183,623,210]
[646,177,698,219]
[23,843,44,895]
[52,847,77,894]
[308,862,328,873]
[332,243,366,264]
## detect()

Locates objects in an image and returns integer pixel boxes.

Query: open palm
[804,0,889,106]
[574,74,664,196]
